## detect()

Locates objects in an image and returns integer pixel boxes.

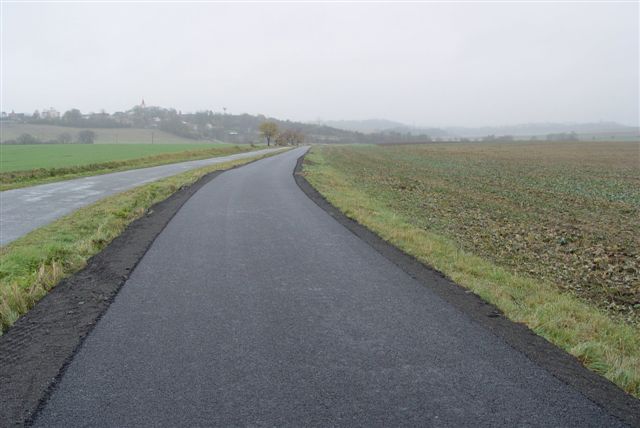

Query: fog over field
[2,2,638,127]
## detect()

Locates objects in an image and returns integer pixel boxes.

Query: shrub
[77,130,96,144]
[16,133,39,145]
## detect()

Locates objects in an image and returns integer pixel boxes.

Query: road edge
[0,155,271,427]
[0,146,278,192]
[293,151,640,428]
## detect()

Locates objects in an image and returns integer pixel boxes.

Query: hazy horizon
[2,2,638,128]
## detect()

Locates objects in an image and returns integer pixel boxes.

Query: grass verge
[303,146,640,398]
[0,144,264,190]
[0,150,284,334]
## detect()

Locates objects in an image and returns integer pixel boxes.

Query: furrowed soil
[303,141,640,397]
[307,141,639,324]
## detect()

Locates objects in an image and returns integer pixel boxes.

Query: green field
[0,123,202,145]
[0,143,261,190]
[0,143,235,172]
[303,140,640,397]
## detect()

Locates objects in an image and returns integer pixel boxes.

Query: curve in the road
[0,147,281,245]
[33,148,631,427]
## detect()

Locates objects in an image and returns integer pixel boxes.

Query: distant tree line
[479,132,581,142]
[482,134,515,142]
[546,132,579,141]
[30,109,125,129]
[4,130,96,145]
[5,104,438,145]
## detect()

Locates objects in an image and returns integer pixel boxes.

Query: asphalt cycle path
[0,147,281,245]
[34,147,626,427]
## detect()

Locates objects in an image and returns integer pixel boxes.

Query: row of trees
[480,132,580,142]
[28,107,200,137]
[259,122,305,147]
[8,104,441,145]
[4,130,96,145]
[546,132,579,141]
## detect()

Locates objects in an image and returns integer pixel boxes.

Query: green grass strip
[303,147,640,399]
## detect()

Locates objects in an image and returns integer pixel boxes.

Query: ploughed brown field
[303,140,640,397]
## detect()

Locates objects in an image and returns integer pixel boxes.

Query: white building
[41,107,60,119]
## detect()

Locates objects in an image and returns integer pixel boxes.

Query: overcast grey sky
[1,2,638,127]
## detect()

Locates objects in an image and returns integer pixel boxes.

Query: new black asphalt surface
[34,148,628,427]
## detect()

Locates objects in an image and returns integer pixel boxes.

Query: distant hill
[1,106,372,145]
[315,119,639,141]
[315,119,407,134]
[444,122,640,139]
[1,105,440,145]
[4,105,637,145]
[315,119,449,138]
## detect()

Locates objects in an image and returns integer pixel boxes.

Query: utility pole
[151,131,154,144]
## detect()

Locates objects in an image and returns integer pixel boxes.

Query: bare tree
[275,130,288,146]
[275,129,305,146]
[259,121,278,147]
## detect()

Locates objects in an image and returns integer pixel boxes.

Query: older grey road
[34,148,625,427]
[0,147,281,245]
